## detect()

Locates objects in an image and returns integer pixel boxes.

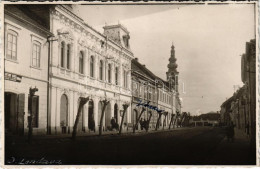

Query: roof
[132,58,158,81]
[221,95,234,108]
[5,5,53,36]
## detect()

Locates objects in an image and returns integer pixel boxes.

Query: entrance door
[114,104,118,124]
[5,92,24,135]
[60,94,68,133]
[88,100,95,131]
[105,103,111,130]
[77,99,84,133]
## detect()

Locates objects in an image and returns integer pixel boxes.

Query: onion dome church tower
[166,44,179,92]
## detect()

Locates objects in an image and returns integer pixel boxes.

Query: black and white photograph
[2,1,258,166]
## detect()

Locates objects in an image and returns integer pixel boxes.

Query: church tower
[166,44,179,92]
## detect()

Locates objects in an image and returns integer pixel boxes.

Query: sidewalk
[206,128,256,165]
[5,127,190,146]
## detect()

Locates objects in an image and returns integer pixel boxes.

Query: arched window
[115,67,118,85]
[66,44,70,69]
[60,94,68,133]
[99,60,103,80]
[60,41,65,68]
[90,56,94,78]
[6,30,18,60]
[108,63,112,83]
[79,51,84,74]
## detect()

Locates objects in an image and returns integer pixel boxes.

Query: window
[90,56,94,77]
[144,86,147,99]
[115,67,118,85]
[6,31,18,60]
[132,82,138,96]
[99,60,103,80]
[123,70,128,88]
[32,41,41,67]
[140,85,144,98]
[67,44,70,69]
[148,87,152,100]
[28,95,39,128]
[61,41,65,68]
[79,51,84,74]
[108,64,112,83]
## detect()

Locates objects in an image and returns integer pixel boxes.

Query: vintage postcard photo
[2,1,258,166]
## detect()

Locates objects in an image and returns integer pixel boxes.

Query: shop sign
[5,73,22,82]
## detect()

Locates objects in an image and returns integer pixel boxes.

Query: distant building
[131,58,158,130]
[219,39,256,150]
[190,112,220,127]
[130,44,182,131]
[220,96,234,125]
[241,39,256,149]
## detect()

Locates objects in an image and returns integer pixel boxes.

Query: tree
[180,112,188,127]
[72,97,89,140]
[99,99,110,136]
[168,114,175,130]
[174,111,180,128]
[155,112,163,131]
[145,111,153,132]
[133,107,146,133]
[119,104,129,135]
[162,112,168,130]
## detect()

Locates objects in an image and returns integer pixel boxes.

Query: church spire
[166,44,179,91]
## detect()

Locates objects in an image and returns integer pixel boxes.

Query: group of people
[140,118,149,131]
[110,117,119,131]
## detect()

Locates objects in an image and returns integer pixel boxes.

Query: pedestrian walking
[226,122,235,142]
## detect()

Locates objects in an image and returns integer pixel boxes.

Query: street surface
[5,127,256,165]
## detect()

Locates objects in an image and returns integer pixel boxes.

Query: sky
[76,3,255,115]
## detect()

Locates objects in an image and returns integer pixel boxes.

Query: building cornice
[5,10,53,37]
[54,5,134,58]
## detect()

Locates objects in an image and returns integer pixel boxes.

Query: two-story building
[4,5,53,135]
[48,5,134,134]
[131,58,158,130]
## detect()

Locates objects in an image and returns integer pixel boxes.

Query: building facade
[4,5,53,135]
[131,58,158,130]
[219,39,256,150]
[4,4,183,136]
[48,5,133,134]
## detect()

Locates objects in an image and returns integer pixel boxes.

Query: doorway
[5,92,25,135]
[88,100,95,131]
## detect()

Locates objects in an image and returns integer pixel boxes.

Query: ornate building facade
[48,5,133,134]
